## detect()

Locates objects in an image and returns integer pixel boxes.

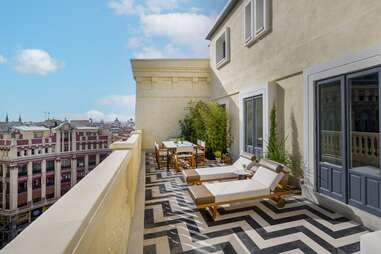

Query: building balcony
[2,129,377,254]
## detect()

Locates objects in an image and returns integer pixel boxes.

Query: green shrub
[179,100,231,157]
[266,104,289,165]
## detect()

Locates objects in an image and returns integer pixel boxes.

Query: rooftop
[13,126,50,132]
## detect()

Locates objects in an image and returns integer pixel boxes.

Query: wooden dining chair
[173,146,195,171]
[154,142,168,170]
[194,140,206,166]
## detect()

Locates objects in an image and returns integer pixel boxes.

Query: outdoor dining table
[162,140,195,169]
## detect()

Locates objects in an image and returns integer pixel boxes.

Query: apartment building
[0,121,112,246]
[134,0,381,231]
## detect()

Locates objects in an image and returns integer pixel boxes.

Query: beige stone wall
[132,59,211,149]
[208,0,381,159]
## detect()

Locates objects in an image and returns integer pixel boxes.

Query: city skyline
[0,0,226,122]
[1,112,134,123]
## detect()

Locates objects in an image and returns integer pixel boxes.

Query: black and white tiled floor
[143,153,370,254]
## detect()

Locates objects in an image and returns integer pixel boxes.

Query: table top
[162,140,194,149]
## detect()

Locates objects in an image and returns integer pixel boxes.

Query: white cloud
[109,0,215,57]
[63,110,131,122]
[145,0,188,14]
[141,13,213,56]
[14,49,59,75]
[134,44,183,58]
[127,36,143,48]
[108,0,136,15]
[0,55,7,64]
[98,94,136,108]
[108,0,187,15]
[135,46,164,58]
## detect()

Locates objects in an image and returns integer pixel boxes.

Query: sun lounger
[188,160,296,220]
[182,156,254,184]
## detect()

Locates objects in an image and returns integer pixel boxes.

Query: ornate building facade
[0,121,112,246]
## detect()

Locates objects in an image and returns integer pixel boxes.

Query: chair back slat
[176,146,194,154]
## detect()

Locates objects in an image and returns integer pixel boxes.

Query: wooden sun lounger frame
[192,175,300,220]
[187,175,250,185]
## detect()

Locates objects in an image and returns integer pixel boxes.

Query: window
[244,0,270,46]
[216,27,230,68]
[46,176,55,186]
[61,159,71,170]
[89,155,96,167]
[33,132,43,138]
[24,150,27,156]
[77,157,85,168]
[244,0,253,42]
[254,0,269,37]
[31,149,35,155]
[61,173,71,183]
[32,178,41,189]
[46,160,55,172]
[18,164,28,177]
[32,162,41,174]
[18,182,27,193]
[17,151,21,157]
[244,95,263,156]
[45,147,48,154]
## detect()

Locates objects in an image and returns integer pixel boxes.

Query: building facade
[132,59,210,149]
[0,122,112,246]
[134,0,381,231]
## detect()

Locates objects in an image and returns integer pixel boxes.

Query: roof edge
[206,0,239,40]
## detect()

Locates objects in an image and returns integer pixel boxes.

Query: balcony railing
[1,130,143,254]
[321,130,379,166]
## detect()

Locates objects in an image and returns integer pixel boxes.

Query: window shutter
[254,0,270,37]
[244,1,253,42]
[215,27,230,68]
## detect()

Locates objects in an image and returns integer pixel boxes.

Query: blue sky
[0,0,226,122]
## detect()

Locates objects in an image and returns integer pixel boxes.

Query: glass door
[348,70,380,172]
[347,69,381,212]
[316,76,346,201]
[244,95,263,156]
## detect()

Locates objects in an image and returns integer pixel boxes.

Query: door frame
[304,44,381,195]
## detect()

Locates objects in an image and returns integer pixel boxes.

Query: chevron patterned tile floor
[143,153,370,254]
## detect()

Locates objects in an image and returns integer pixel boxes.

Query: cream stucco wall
[132,59,211,149]
[208,0,381,160]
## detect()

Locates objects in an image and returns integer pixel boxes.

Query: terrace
[0,130,378,254]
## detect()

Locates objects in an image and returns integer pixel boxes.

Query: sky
[0,0,227,122]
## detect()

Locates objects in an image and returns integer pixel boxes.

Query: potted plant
[222,152,232,164]
[214,151,222,163]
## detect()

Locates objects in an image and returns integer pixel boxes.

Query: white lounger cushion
[195,166,237,180]
[252,166,284,191]
[190,156,252,181]
[205,179,269,203]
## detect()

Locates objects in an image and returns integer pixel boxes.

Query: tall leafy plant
[200,102,229,153]
[179,100,231,156]
[266,104,289,164]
